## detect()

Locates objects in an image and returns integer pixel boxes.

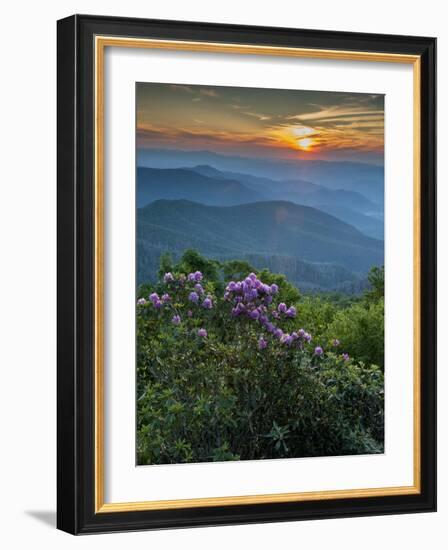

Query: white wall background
[0,1,444,547]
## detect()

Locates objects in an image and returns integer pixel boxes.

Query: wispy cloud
[137,122,279,149]
[200,88,220,98]
[287,104,383,124]
[169,84,195,94]
[169,85,220,99]
[242,111,272,121]
[229,103,251,110]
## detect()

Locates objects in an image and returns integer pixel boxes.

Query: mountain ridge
[137,166,263,207]
[137,199,383,284]
[137,147,384,204]
[138,164,383,238]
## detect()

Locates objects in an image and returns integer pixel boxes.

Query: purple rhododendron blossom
[153,300,162,309]
[198,328,207,338]
[332,339,340,347]
[247,289,258,300]
[194,271,203,282]
[171,315,181,325]
[314,346,324,356]
[342,353,350,361]
[270,283,279,294]
[161,293,171,303]
[187,310,193,318]
[163,272,174,283]
[194,283,204,294]
[149,292,159,303]
[249,309,260,320]
[258,337,267,350]
[274,328,283,339]
[188,291,199,303]
[202,297,213,309]
[286,306,296,318]
[137,298,146,306]
[278,303,287,313]
[227,281,237,291]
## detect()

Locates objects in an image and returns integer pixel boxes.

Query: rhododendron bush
[137,251,384,465]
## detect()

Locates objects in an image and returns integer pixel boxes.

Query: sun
[267,124,318,154]
[296,137,314,151]
[292,125,315,137]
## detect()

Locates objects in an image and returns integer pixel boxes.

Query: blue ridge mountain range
[136,149,384,292]
[137,148,384,203]
[137,164,384,239]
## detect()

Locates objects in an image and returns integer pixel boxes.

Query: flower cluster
[224,273,315,351]
[188,285,213,309]
[188,271,203,282]
[137,270,353,360]
[137,271,216,333]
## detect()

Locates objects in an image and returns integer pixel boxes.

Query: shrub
[324,300,384,369]
[136,264,384,464]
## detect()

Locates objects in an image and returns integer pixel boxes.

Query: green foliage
[174,249,221,284]
[297,265,384,369]
[365,265,385,304]
[325,300,384,369]
[256,268,301,304]
[157,252,174,280]
[296,296,338,340]
[221,259,255,282]
[136,251,385,465]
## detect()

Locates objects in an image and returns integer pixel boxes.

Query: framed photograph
[57,14,436,534]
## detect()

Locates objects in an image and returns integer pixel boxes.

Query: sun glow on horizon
[292,126,315,137]
[296,137,315,151]
[268,124,319,153]
[136,83,384,162]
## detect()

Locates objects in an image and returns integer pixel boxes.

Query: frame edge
[57,14,79,535]
[57,14,437,534]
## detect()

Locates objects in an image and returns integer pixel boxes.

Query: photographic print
[135,83,385,466]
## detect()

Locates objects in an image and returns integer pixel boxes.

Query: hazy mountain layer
[137,199,383,286]
[137,148,384,203]
[137,165,383,238]
[137,166,263,207]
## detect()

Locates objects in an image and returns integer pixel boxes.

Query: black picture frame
[57,14,436,535]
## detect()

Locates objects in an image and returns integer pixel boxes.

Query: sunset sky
[136,83,384,164]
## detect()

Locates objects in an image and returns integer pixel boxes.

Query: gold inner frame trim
[94,35,422,513]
